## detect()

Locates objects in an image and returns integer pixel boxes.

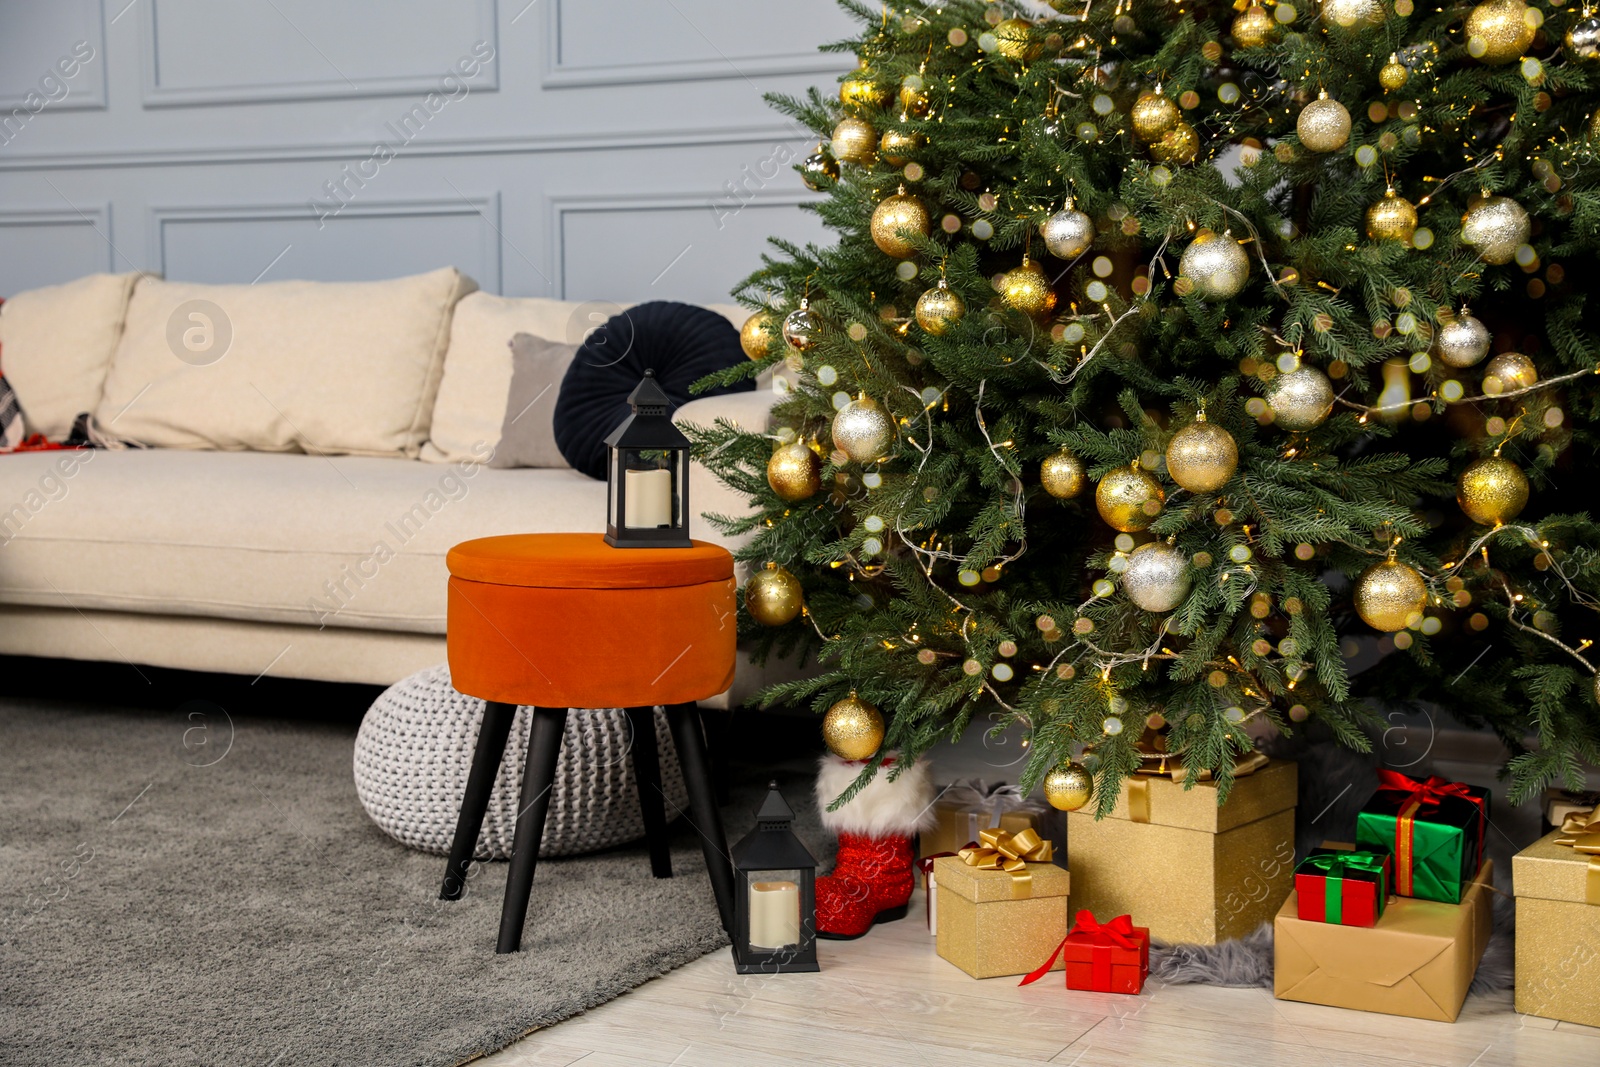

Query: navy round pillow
[553,301,754,480]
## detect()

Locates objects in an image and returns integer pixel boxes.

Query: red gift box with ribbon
[1021,910,1150,995]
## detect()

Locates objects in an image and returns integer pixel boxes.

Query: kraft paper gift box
[1066,755,1297,945]
[919,779,1052,860]
[1274,857,1494,1023]
[1354,770,1489,905]
[1512,806,1600,1027]
[933,828,1070,979]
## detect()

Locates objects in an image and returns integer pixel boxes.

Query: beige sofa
[0,270,783,708]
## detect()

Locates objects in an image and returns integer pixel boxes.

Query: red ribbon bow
[1375,770,1476,812]
[1019,911,1139,989]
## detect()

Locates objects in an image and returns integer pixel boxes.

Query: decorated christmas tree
[692,0,1600,812]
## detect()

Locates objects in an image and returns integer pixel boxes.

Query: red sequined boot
[813,753,935,940]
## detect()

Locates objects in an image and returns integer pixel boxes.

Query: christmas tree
[692,0,1600,812]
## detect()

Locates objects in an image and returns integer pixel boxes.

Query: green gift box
[1354,771,1490,905]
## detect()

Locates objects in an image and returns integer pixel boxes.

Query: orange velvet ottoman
[439,533,737,953]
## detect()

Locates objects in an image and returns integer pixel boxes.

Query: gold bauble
[1131,90,1180,141]
[1461,195,1530,265]
[1379,54,1410,92]
[1366,188,1418,244]
[1435,311,1491,368]
[1354,559,1428,633]
[782,299,821,352]
[914,280,965,335]
[831,116,878,165]
[879,127,922,167]
[1040,450,1087,499]
[1458,455,1529,526]
[1040,202,1095,260]
[746,563,805,627]
[1096,462,1166,532]
[1165,417,1238,493]
[1266,365,1335,430]
[1322,0,1385,28]
[1466,0,1537,65]
[799,146,840,190]
[1297,93,1352,153]
[870,190,930,258]
[1043,764,1094,812]
[831,394,894,463]
[840,71,893,112]
[1483,350,1538,395]
[1233,3,1277,47]
[767,439,821,502]
[1123,542,1193,612]
[993,17,1040,61]
[898,75,931,117]
[740,311,778,361]
[1567,17,1600,62]
[1179,228,1250,300]
[822,694,885,760]
[1150,121,1200,165]
[998,258,1056,316]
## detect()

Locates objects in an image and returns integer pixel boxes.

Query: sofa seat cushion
[0,448,604,634]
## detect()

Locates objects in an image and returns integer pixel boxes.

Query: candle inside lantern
[747,880,801,949]
[623,468,673,528]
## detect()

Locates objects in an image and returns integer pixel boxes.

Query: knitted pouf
[353,664,688,859]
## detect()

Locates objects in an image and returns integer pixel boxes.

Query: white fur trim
[815,753,937,837]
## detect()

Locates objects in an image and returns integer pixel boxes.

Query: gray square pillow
[489,333,580,468]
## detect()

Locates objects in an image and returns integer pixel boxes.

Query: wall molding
[139,0,499,108]
[0,0,108,113]
[0,203,115,271]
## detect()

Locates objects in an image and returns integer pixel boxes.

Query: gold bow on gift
[1555,804,1600,906]
[958,826,1053,898]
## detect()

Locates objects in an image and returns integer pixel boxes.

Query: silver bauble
[1040,203,1095,260]
[1568,17,1600,61]
[782,300,821,351]
[1461,196,1530,265]
[1179,228,1250,300]
[1123,542,1192,613]
[831,395,894,463]
[1266,365,1335,430]
[1435,312,1492,368]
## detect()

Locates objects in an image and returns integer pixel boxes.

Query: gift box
[1066,755,1297,945]
[933,827,1070,979]
[1020,910,1150,994]
[919,779,1053,860]
[1354,770,1490,904]
[1541,787,1600,836]
[1512,804,1600,1027]
[1294,845,1393,927]
[916,853,949,936]
[1275,858,1494,1022]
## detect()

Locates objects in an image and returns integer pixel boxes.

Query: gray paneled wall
[0,0,852,303]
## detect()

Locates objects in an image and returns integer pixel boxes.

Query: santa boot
[813,752,936,940]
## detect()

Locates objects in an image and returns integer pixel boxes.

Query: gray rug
[0,699,823,1066]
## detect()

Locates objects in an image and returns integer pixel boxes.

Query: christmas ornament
[1040,198,1095,259]
[1043,763,1094,811]
[1568,16,1600,61]
[993,17,1039,61]
[1266,365,1335,430]
[914,279,965,335]
[840,71,892,112]
[1458,455,1529,526]
[1461,195,1530,265]
[1131,89,1180,141]
[1179,228,1250,300]
[1322,0,1385,27]
[898,74,931,117]
[998,256,1056,316]
[1040,449,1087,499]
[782,298,821,352]
[1379,54,1409,91]
[746,563,805,626]
[767,439,821,502]
[1165,415,1238,493]
[1434,310,1491,368]
[831,394,894,463]
[799,145,840,190]
[870,187,930,258]
[1354,557,1428,632]
[1297,92,1352,153]
[879,127,921,167]
[1466,0,1536,64]
[1096,462,1166,532]
[740,311,778,361]
[822,694,885,760]
[1483,350,1538,394]
[1233,3,1276,47]
[1123,541,1193,612]
[1150,122,1199,165]
[1366,187,1418,244]
[831,116,877,165]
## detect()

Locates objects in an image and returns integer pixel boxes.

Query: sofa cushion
[0,272,145,439]
[94,269,476,458]
[488,334,579,469]
[0,448,604,634]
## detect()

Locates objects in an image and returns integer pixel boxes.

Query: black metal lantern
[603,370,692,549]
[730,782,818,974]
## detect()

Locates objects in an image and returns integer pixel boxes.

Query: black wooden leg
[704,707,733,807]
[626,706,673,879]
[665,702,735,934]
[439,699,518,901]
[496,705,568,954]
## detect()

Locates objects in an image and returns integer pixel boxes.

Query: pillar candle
[748,880,800,950]
[624,468,673,528]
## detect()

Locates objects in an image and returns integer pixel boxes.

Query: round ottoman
[353,664,688,859]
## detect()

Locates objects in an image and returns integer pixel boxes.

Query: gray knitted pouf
[353,664,688,859]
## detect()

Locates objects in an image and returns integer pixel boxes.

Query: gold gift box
[920,804,1043,860]
[1275,858,1494,1022]
[933,855,1070,979]
[1512,828,1600,1027]
[1066,758,1297,945]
